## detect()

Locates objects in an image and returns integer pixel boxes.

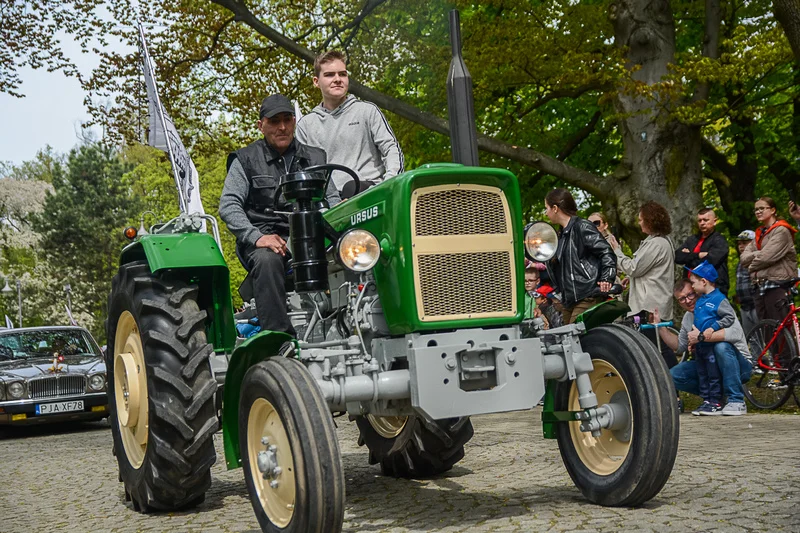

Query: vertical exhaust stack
[446,9,480,166]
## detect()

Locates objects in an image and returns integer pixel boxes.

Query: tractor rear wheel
[106,261,218,512]
[240,357,345,533]
[356,414,474,478]
[555,324,679,506]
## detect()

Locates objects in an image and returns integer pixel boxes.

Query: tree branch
[322,0,390,51]
[693,0,721,102]
[167,16,236,76]
[701,137,736,178]
[557,111,602,160]
[517,84,608,120]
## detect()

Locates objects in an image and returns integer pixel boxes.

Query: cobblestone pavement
[1,410,798,533]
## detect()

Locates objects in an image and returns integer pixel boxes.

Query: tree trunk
[609,0,703,247]
[774,0,800,61]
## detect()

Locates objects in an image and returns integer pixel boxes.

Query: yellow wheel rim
[568,359,632,476]
[367,415,409,439]
[114,311,149,469]
[247,398,296,527]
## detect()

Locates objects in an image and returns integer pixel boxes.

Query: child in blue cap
[686,260,737,415]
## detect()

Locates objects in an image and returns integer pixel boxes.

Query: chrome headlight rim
[7,381,25,400]
[524,221,559,262]
[337,228,381,272]
[88,373,106,392]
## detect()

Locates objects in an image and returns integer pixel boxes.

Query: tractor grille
[28,376,86,400]
[411,184,516,321]
[414,189,508,236]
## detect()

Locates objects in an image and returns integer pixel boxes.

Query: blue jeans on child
[693,343,722,404]
[670,342,752,403]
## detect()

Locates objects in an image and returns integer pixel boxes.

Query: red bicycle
[744,277,800,410]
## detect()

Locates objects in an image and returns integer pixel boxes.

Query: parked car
[0,326,108,425]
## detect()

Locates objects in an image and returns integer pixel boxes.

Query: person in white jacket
[608,200,677,367]
[297,50,404,193]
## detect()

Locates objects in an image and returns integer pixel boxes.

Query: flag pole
[137,22,188,214]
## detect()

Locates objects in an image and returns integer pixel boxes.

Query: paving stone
[0,410,797,532]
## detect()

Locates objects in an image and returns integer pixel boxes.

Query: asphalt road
[1,410,798,532]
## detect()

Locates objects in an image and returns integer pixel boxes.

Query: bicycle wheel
[743,319,796,410]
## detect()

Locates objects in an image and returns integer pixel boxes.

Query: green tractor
[107,15,678,533]
[106,162,679,532]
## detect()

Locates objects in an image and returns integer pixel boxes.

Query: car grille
[411,184,516,322]
[28,376,86,399]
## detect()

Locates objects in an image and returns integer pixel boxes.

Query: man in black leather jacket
[543,189,617,324]
[220,94,340,334]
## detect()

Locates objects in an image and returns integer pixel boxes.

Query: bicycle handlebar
[638,321,674,330]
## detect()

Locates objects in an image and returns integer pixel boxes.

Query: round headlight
[89,374,106,391]
[337,229,380,272]
[8,381,25,399]
[525,222,559,262]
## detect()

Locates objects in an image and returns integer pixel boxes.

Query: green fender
[120,232,237,353]
[575,299,630,330]
[222,330,296,469]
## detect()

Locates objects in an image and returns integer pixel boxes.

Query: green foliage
[0,145,64,183]
[28,144,144,339]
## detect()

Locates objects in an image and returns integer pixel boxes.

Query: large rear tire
[106,261,218,512]
[240,357,345,533]
[744,319,795,410]
[555,324,679,506]
[355,414,474,478]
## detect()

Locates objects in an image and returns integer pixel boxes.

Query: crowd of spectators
[525,190,800,416]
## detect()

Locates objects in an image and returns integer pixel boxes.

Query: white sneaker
[722,402,747,416]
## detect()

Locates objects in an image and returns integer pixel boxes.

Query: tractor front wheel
[240,357,345,533]
[555,324,679,506]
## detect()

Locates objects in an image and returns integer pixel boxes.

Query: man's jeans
[670,342,752,403]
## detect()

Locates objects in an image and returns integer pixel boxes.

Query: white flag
[138,24,205,221]
[5,315,12,329]
[294,100,303,121]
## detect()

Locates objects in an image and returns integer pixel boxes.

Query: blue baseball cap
[684,260,718,283]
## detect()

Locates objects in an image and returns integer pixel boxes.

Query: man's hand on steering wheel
[256,234,287,256]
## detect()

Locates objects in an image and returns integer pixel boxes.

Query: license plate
[36,400,84,415]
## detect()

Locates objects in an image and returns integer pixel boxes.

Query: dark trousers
[694,343,722,404]
[561,297,603,324]
[246,246,293,334]
[754,287,791,323]
[755,287,793,366]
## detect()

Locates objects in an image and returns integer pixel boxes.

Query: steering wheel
[302,164,362,198]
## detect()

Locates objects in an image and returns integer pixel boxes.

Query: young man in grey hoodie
[297,50,404,193]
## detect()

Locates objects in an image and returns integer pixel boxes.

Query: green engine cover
[324,163,525,335]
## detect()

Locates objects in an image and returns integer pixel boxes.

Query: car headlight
[7,381,25,399]
[524,222,558,262]
[337,229,380,272]
[89,374,106,391]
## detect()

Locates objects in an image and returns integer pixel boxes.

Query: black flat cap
[259,94,294,119]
